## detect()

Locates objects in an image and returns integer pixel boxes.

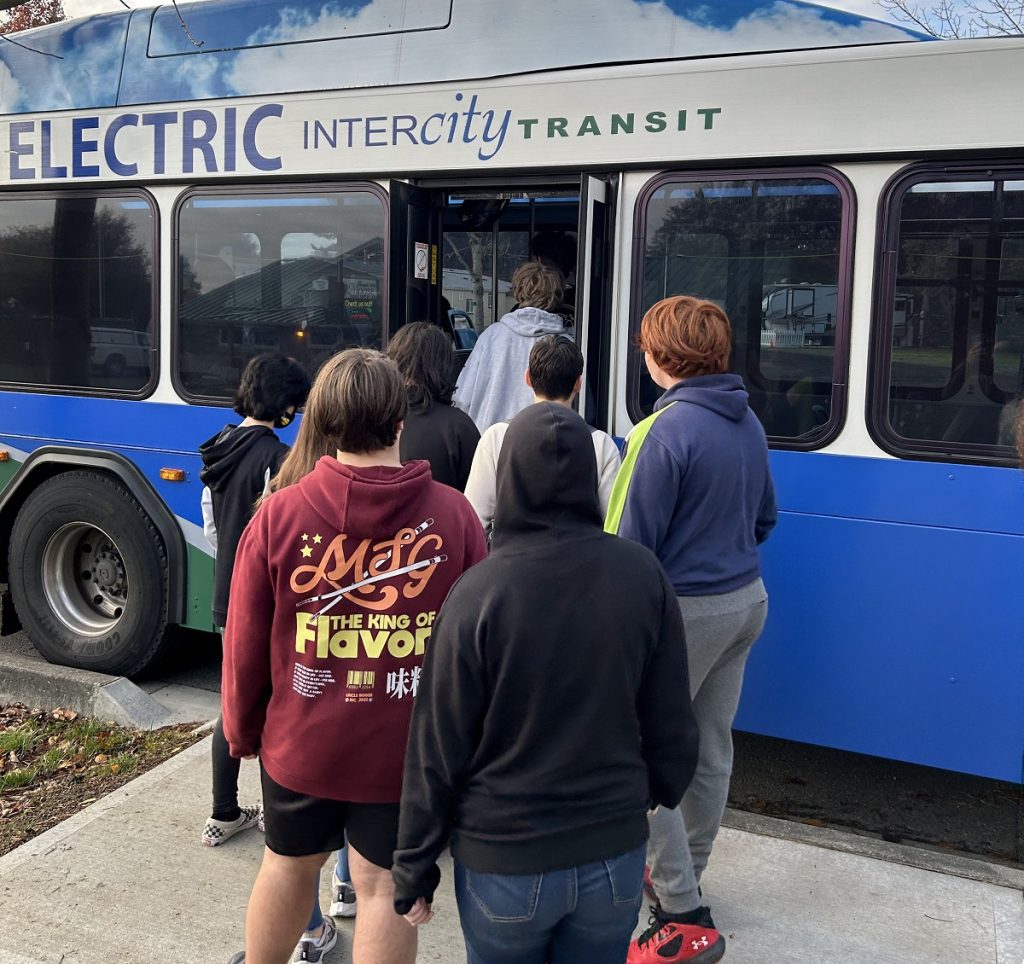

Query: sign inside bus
[5,95,724,180]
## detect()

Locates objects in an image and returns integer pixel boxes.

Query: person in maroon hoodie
[222,348,486,964]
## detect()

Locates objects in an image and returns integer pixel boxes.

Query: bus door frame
[577,174,617,431]
[388,179,444,342]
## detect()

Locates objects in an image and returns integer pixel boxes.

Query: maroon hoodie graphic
[222,455,486,802]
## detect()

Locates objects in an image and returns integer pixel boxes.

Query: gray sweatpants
[648,578,768,915]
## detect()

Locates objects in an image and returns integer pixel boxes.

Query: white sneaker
[292,917,337,962]
[201,805,262,847]
[329,869,357,918]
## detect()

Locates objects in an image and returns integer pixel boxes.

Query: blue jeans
[454,845,646,964]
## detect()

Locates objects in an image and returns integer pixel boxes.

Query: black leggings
[211,716,243,822]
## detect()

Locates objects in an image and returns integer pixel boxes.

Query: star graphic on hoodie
[301,533,309,542]
[313,534,323,544]
[300,545,313,558]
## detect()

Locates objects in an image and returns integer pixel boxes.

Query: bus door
[577,175,615,429]
[388,179,444,339]
[388,178,616,426]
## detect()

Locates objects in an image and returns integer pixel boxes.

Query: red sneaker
[627,907,726,963]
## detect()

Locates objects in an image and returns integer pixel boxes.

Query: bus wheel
[8,471,170,677]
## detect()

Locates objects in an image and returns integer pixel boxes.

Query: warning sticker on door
[414,242,429,280]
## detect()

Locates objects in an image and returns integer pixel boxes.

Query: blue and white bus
[0,0,1021,784]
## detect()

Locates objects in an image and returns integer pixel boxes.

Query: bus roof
[0,0,925,115]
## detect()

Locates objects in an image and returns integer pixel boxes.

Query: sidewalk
[0,736,1021,964]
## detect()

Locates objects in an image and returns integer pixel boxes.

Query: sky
[59,0,911,24]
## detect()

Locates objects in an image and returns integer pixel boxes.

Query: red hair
[639,296,732,380]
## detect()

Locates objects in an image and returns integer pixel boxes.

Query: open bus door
[388,180,443,342]
[577,175,616,430]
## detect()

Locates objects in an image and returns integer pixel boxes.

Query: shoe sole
[695,935,726,963]
[297,925,339,962]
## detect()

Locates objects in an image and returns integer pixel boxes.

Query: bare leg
[244,848,328,964]
[348,845,417,964]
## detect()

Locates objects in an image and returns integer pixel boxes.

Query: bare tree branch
[877,0,1023,36]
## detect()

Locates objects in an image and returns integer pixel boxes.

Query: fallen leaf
[110,764,120,775]
[93,754,108,764]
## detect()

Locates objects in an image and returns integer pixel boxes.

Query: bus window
[441,195,577,325]
[0,193,155,395]
[630,173,851,445]
[175,187,386,401]
[874,172,1024,462]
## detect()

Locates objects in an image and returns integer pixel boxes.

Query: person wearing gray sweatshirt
[453,260,570,432]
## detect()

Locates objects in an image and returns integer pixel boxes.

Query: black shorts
[260,767,400,869]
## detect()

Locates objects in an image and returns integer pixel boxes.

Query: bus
[0,0,1021,784]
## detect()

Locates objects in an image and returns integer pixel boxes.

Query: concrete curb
[723,807,1024,892]
[0,734,213,879]
[0,650,174,729]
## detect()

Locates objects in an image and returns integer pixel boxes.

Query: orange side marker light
[0,450,9,462]
[159,468,186,482]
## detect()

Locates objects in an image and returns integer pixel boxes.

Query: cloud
[50,0,921,108]
[0,59,23,114]
[217,0,916,99]
[0,16,129,111]
[820,0,901,17]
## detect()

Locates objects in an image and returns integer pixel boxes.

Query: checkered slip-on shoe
[292,918,338,963]
[201,805,262,847]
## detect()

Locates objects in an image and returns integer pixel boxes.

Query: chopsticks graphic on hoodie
[296,519,447,618]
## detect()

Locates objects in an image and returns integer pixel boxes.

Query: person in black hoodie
[392,403,699,964]
[198,353,310,847]
[385,321,480,490]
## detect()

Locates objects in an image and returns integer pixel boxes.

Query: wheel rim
[42,523,128,637]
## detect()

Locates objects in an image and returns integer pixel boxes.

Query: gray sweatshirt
[453,307,569,431]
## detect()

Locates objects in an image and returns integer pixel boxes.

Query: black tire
[8,471,170,677]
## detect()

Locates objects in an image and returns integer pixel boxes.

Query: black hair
[233,353,311,422]
[528,335,583,400]
[385,322,456,407]
[530,231,577,279]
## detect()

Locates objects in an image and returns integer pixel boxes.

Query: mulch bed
[0,703,202,857]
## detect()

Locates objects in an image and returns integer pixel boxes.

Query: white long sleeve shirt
[464,416,621,536]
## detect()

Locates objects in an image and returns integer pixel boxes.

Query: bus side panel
[0,392,238,636]
[737,451,1024,783]
[186,543,216,633]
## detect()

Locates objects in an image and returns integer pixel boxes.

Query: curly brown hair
[511,260,565,313]
[639,296,732,380]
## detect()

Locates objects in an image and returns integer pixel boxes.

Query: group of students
[198,263,776,964]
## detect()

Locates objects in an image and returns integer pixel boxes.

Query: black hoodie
[199,424,288,626]
[392,403,699,913]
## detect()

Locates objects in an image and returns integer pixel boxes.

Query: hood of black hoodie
[491,403,602,546]
[294,455,434,540]
[656,372,750,422]
[199,424,279,492]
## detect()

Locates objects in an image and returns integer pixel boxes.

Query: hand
[403,897,434,927]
